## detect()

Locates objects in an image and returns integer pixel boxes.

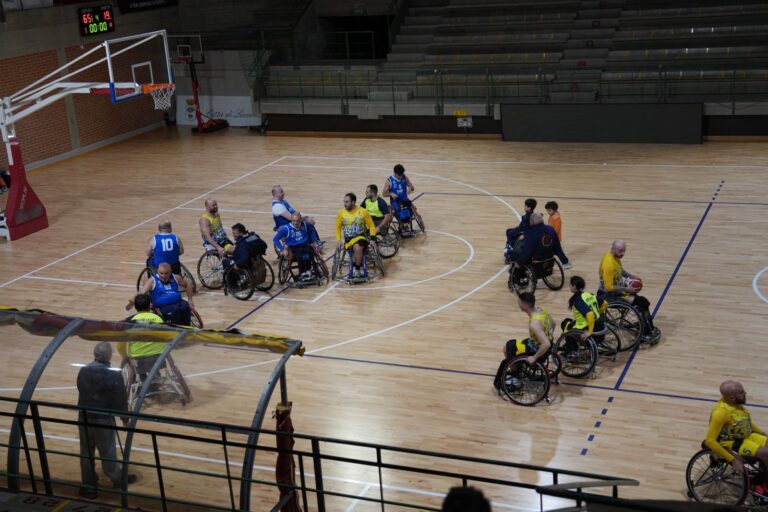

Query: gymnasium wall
[500,104,704,144]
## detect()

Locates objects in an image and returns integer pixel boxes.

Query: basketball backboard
[168,34,204,64]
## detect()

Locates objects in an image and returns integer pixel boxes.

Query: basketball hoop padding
[2,141,48,241]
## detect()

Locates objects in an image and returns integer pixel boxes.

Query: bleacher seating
[259,0,768,104]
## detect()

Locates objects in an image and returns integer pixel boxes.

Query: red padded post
[2,138,48,240]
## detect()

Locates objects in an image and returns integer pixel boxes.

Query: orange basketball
[625,276,643,292]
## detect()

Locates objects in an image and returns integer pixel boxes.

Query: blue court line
[613,180,724,390]
[203,345,768,409]
[421,190,768,207]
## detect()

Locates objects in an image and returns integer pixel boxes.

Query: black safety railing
[0,396,638,512]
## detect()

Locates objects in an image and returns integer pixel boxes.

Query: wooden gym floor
[0,129,767,510]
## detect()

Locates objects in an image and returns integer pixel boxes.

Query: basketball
[625,276,643,292]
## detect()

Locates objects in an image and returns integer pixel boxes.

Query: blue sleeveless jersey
[272,199,296,230]
[152,233,180,266]
[388,175,408,201]
[150,275,181,306]
[273,221,314,251]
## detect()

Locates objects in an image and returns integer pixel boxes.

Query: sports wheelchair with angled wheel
[602,299,644,352]
[686,444,768,507]
[390,198,425,239]
[223,255,275,300]
[508,257,564,295]
[197,250,226,290]
[137,262,197,294]
[331,239,386,284]
[375,223,400,259]
[496,350,561,406]
[151,305,203,329]
[122,354,191,410]
[278,246,329,288]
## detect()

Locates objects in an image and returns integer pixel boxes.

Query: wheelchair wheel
[508,265,536,295]
[122,362,138,409]
[594,325,621,359]
[190,309,203,329]
[251,256,275,292]
[686,449,748,505]
[180,263,197,294]
[136,267,152,292]
[369,243,386,277]
[331,248,346,281]
[414,213,426,236]
[166,354,191,405]
[500,357,550,406]
[605,301,643,352]
[277,256,291,285]
[542,259,564,291]
[554,333,597,379]
[197,251,224,289]
[224,267,255,301]
[377,225,400,259]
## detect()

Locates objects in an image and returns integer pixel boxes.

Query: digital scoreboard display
[78,5,116,37]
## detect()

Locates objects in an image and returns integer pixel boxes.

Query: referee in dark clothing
[77,342,136,499]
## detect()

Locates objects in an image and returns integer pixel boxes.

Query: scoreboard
[78,5,116,37]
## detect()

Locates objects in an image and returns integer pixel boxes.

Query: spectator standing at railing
[77,342,136,500]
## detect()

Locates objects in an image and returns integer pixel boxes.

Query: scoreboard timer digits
[78,5,116,37]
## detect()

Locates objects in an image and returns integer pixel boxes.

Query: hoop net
[142,83,176,111]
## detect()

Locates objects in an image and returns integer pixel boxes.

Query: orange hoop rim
[142,83,176,95]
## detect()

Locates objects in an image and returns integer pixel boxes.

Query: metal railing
[0,396,638,512]
[257,66,768,115]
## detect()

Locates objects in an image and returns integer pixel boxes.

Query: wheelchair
[602,298,644,352]
[390,199,425,239]
[137,262,197,294]
[197,250,226,290]
[686,445,768,507]
[277,246,329,288]
[560,324,622,364]
[496,349,561,406]
[223,255,275,300]
[507,257,565,295]
[375,222,401,259]
[331,238,386,284]
[122,353,191,410]
[152,304,203,329]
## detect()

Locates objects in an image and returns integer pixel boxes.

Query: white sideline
[0,156,287,290]
[753,267,768,304]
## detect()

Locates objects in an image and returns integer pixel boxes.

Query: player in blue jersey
[271,185,323,251]
[382,164,425,233]
[130,262,196,326]
[145,221,184,275]
[274,212,327,281]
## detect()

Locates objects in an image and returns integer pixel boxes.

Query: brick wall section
[0,51,72,167]
[0,42,165,168]
[65,43,164,148]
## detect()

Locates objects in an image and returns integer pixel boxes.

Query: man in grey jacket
[77,342,136,499]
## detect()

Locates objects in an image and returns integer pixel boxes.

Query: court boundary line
[284,154,768,170]
[422,190,768,207]
[0,156,288,290]
[753,267,768,304]
[613,180,724,390]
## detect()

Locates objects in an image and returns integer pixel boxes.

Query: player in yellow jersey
[705,380,768,474]
[199,198,234,256]
[335,192,377,279]
[598,239,660,344]
[494,292,555,392]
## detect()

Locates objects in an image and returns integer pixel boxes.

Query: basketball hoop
[142,83,176,111]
